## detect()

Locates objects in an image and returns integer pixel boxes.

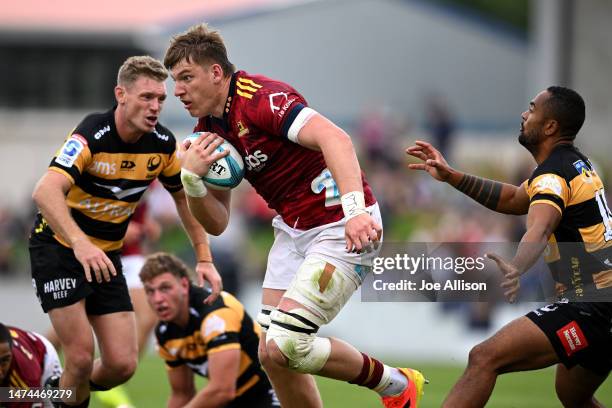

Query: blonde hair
[139,252,193,283]
[164,23,235,77]
[117,55,168,86]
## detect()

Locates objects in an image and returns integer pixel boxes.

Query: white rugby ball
[184,133,244,190]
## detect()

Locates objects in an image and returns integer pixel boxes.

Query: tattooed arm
[406,141,530,215]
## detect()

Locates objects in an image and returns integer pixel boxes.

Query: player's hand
[345,213,382,253]
[195,261,223,304]
[181,132,229,177]
[485,252,520,303]
[72,237,117,283]
[405,140,453,182]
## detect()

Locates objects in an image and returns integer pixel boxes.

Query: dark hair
[139,252,193,283]
[0,323,12,347]
[544,86,585,140]
[164,23,235,77]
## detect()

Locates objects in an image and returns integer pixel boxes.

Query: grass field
[89,354,612,407]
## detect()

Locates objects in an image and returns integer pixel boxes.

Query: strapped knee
[256,305,275,332]
[266,308,331,374]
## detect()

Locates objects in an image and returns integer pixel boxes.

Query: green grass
[89,355,612,407]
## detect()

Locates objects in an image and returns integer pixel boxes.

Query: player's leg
[442,316,559,408]
[88,311,138,388]
[129,287,157,356]
[555,364,608,408]
[265,256,424,406]
[48,301,95,406]
[123,254,157,357]
[258,288,323,408]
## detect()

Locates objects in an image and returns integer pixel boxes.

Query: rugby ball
[184,133,244,190]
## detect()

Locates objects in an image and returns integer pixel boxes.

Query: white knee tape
[267,308,331,374]
[256,305,275,332]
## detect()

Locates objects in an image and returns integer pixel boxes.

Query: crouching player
[0,322,63,407]
[140,253,279,408]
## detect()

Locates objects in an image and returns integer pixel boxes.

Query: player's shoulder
[150,122,177,153]
[72,109,114,144]
[235,70,302,101]
[530,144,585,184]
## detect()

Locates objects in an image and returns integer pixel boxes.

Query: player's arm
[32,170,116,282]
[487,203,561,302]
[167,365,196,408]
[184,349,241,408]
[179,132,232,235]
[296,113,382,252]
[406,140,530,215]
[171,188,223,304]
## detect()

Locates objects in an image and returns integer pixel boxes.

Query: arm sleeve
[526,173,570,215]
[200,308,242,355]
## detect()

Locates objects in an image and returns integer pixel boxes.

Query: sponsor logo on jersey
[535,175,563,197]
[269,92,288,114]
[55,136,85,168]
[236,121,249,137]
[78,198,138,217]
[573,159,593,184]
[121,160,136,170]
[204,314,226,337]
[94,125,111,140]
[154,130,169,142]
[88,160,117,176]
[147,155,162,171]
[556,321,588,356]
[244,150,268,172]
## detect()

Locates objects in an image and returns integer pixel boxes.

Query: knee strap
[266,308,331,374]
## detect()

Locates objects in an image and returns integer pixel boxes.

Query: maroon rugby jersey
[195,71,376,230]
[1,327,46,407]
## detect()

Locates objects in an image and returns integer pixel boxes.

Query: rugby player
[29,56,222,407]
[141,252,279,408]
[0,322,62,407]
[164,23,427,408]
[407,86,611,407]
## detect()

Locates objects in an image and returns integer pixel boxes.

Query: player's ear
[211,64,224,83]
[544,118,558,136]
[115,85,126,104]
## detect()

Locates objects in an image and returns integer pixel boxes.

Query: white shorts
[263,203,382,290]
[32,332,62,387]
[122,254,146,289]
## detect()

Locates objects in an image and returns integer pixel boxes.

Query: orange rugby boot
[381,367,427,408]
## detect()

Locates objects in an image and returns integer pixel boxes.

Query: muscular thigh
[89,312,137,362]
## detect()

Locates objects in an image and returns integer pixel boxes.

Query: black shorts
[29,234,133,315]
[526,302,612,376]
[229,385,280,408]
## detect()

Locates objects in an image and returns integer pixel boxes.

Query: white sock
[376,366,409,397]
[376,364,408,397]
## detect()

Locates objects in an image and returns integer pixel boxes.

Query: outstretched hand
[485,252,520,303]
[195,261,223,305]
[405,140,453,182]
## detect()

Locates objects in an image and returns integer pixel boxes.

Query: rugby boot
[381,368,427,408]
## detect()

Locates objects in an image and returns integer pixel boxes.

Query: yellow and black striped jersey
[524,144,612,302]
[155,286,272,401]
[34,107,182,252]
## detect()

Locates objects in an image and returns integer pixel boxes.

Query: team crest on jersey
[236,121,249,137]
[573,160,593,183]
[55,136,85,168]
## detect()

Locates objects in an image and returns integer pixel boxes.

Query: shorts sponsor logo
[43,278,77,300]
[556,321,588,356]
[55,137,85,168]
